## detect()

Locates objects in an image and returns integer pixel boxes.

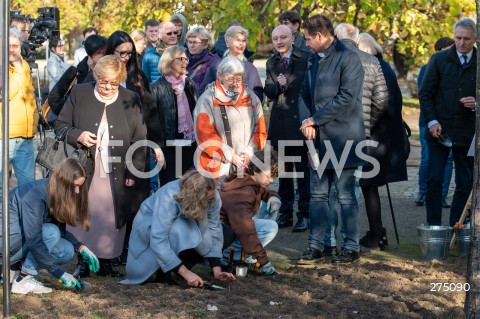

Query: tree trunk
[465,1,480,317]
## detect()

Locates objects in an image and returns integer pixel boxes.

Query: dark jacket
[144,76,198,147]
[200,57,264,102]
[55,83,147,229]
[76,56,90,84]
[293,30,310,52]
[1,179,82,279]
[419,45,477,147]
[265,47,309,147]
[341,39,388,138]
[186,50,220,92]
[298,39,366,169]
[219,172,278,265]
[211,32,255,63]
[361,55,408,186]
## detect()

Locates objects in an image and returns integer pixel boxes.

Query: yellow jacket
[0,59,39,138]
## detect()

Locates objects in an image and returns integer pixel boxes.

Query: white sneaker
[11,275,53,294]
[245,256,258,264]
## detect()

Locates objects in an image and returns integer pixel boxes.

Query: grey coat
[120,180,223,284]
[341,39,388,138]
[299,39,366,169]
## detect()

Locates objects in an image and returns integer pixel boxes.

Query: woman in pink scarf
[144,45,198,186]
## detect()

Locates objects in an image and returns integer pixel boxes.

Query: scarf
[165,74,194,140]
[186,49,208,70]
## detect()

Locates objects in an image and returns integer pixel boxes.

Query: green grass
[91,311,109,319]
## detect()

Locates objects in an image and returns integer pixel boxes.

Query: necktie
[462,55,468,65]
[283,56,289,69]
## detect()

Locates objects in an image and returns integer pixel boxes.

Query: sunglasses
[115,50,133,58]
[165,31,179,36]
[175,57,189,63]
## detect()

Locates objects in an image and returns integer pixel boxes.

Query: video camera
[10,7,60,68]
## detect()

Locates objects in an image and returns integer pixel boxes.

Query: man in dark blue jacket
[297,14,365,264]
[419,18,477,226]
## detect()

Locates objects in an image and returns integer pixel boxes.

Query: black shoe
[292,218,308,232]
[97,258,124,277]
[359,230,380,248]
[276,214,293,228]
[442,197,451,208]
[323,245,338,257]
[154,269,177,285]
[415,192,425,206]
[74,259,90,278]
[332,249,359,264]
[296,247,324,265]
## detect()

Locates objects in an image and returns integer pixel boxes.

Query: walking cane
[385,183,400,245]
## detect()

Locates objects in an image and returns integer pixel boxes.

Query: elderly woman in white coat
[120,170,236,286]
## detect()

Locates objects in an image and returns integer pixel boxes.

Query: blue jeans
[418,125,453,196]
[21,223,75,275]
[0,138,35,195]
[425,141,473,226]
[223,202,279,260]
[308,167,359,252]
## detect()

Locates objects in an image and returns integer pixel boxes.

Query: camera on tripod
[11,7,60,68]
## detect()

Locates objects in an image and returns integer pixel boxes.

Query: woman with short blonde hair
[144,46,199,187]
[55,54,147,278]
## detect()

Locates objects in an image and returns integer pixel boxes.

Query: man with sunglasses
[142,21,179,83]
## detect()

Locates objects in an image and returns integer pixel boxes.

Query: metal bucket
[455,226,471,256]
[417,225,453,261]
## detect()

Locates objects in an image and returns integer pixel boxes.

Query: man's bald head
[272,25,294,56]
[272,25,292,36]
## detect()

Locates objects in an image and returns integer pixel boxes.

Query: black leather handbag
[36,127,89,171]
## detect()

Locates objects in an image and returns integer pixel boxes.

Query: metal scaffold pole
[1,0,11,317]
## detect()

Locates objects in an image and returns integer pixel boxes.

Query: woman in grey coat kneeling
[120,170,236,286]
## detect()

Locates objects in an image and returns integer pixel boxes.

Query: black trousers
[277,145,310,219]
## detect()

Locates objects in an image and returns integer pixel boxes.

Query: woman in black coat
[144,45,198,186]
[55,55,147,277]
[357,33,408,249]
[104,30,150,264]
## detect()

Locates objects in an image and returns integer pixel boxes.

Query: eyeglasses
[175,57,189,63]
[97,79,120,88]
[114,50,133,58]
[56,44,65,48]
[187,40,204,46]
[21,29,31,34]
[223,76,243,85]
[9,44,20,50]
[165,31,179,36]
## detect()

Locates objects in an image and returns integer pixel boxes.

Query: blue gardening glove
[79,245,100,272]
[259,261,275,276]
[60,272,82,289]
